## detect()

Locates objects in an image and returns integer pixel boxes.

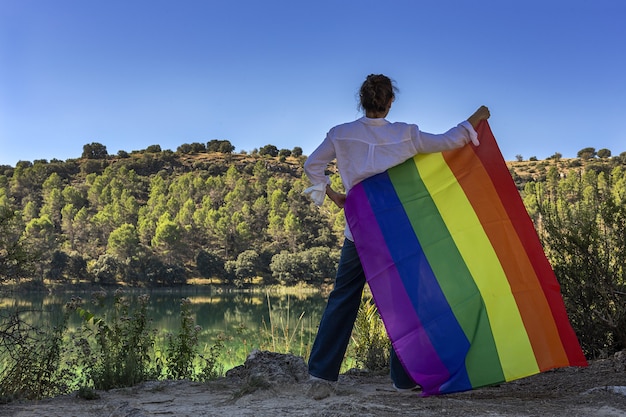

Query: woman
[304,74,490,391]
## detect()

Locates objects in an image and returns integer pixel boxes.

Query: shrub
[73,290,157,390]
[536,173,626,357]
[0,306,74,400]
[351,297,390,371]
[163,298,224,381]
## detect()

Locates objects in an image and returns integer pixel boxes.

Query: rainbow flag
[344,121,587,396]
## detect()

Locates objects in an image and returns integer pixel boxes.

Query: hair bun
[359,74,397,114]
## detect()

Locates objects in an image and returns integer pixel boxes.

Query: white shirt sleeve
[302,182,327,206]
[414,120,479,153]
[303,135,334,205]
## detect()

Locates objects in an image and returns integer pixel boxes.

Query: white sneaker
[393,383,420,393]
[307,375,334,400]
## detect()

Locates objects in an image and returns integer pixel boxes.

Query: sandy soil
[2,350,626,417]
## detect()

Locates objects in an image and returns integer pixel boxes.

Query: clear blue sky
[1,0,624,166]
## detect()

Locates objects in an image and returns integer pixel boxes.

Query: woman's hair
[358,74,398,113]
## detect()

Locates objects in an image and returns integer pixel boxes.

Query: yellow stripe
[415,153,539,380]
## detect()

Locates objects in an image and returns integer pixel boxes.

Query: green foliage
[73,290,157,390]
[177,143,196,154]
[145,144,162,153]
[82,142,108,159]
[260,294,311,358]
[107,223,140,262]
[225,249,261,287]
[206,139,234,153]
[0,205,34,282]
[0,306,74,400]
[196,249,225,278]
[529,167,626,357]
[0,291,228,400]
[91,254,121,284]
[351,297,390,371]
[577,147,596,160]
[270,247,339,285]
[163,298,224,381]
[259,144,279,157]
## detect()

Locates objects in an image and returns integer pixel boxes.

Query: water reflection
[1,288,327,369]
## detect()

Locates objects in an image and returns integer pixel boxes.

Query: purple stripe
[346,183,450,393]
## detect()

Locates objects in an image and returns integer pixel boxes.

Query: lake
[0,287,330,371]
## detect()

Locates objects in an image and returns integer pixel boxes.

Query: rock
[225,349,309,387]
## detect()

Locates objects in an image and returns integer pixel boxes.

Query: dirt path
[2,350,626,417]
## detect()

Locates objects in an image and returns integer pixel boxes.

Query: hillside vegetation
[0,143,344,290]
[1,142,626,357]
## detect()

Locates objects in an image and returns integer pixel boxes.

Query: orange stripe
[442,146,570,370]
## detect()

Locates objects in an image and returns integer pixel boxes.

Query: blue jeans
[308,239,416,389]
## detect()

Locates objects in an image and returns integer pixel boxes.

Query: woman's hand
[467,105,490,129]
[326,185,346,209]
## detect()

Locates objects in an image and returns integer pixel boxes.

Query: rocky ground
[2,350,626,417]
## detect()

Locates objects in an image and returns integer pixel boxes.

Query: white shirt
[304,116,479,241]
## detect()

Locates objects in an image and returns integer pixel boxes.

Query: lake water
[0,287,329,371]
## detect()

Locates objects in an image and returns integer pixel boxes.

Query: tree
[224,249,260,287]
[0,206,34,283]
[577,147,596,160]
[259,144,279,157]
[46,250,69,281]
[145,144,162,153]
[67,253,88,282]
[597,148,612,159]
[177,142,206,154]
[292,147,303,157]
[91,254,120,284]
[82,142,108,159]
[152,213,185,264]
[196,250,224,279]
[269,251,304,285]
[207,140,234,153]
[40,174,64,229]
[22,215,56,282]
[107,223,140,262]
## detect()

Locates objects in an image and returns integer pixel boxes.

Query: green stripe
[387,157,505,387]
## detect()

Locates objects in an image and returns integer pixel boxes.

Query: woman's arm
[326,184,346,209]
